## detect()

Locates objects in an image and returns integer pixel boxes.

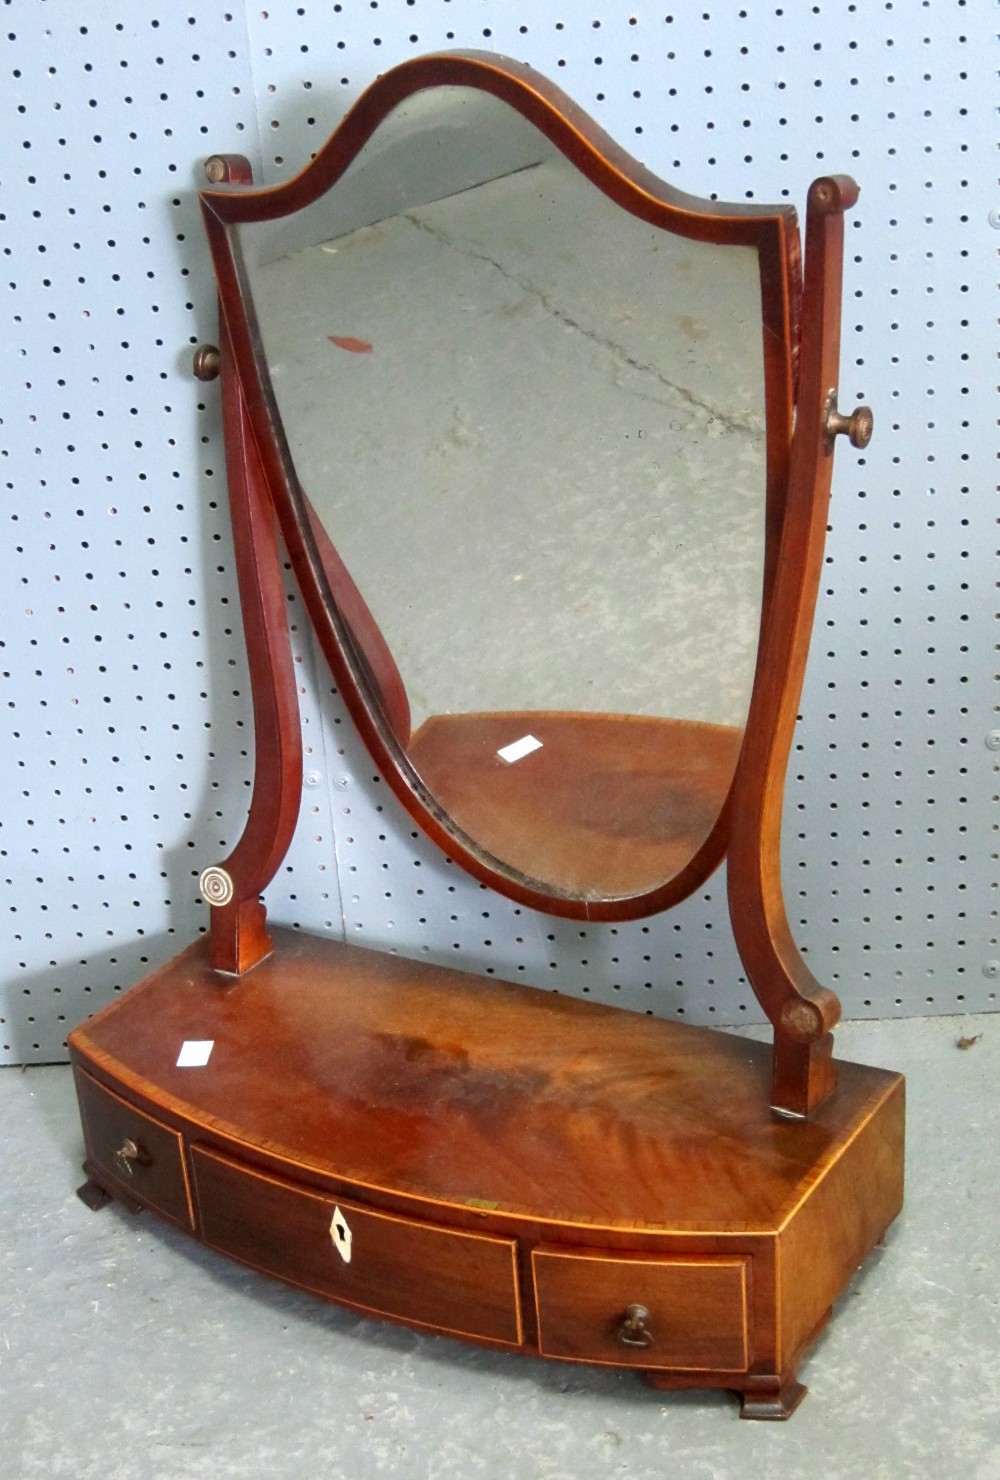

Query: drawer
[75,1070,194,1229]
[191,1146,523,1347]
[532,1247,749,1372]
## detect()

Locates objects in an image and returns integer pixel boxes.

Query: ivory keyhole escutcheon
[330,1207,353,1263]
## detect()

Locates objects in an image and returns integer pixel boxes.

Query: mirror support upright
[192,152,303,976]
[201,320,303,975]
[728,176,869,1117]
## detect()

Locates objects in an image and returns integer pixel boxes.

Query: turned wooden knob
[193,344,221,382]
[824,390,873,450]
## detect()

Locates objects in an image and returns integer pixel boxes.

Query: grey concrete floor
[2,1013,998,1479]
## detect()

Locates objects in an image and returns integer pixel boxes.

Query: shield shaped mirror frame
[199,50,799,918]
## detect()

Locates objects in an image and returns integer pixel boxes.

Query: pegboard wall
[2,2,996,1063]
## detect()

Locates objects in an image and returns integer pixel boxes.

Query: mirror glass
[235,85,766,902]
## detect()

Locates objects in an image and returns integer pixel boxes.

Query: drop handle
[823,389,873,450]
[617,1303,655,1349]
[113,1136,152,1178]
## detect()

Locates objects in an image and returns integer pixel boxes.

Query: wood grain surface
[70,929,904,1411]
[193,1146,522,1345]
[408,711,741,899]
[71,930,901,1234]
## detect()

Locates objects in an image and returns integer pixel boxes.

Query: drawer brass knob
[617,1303,654,1349]
[113,1137,151,1178]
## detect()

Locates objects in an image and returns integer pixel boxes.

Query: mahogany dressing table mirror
[69,53,904,1421]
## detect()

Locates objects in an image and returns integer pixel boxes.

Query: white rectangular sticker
[176,1040,214,1068]
[497,734,543,765]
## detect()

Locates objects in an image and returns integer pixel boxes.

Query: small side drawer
[75,1070,194,1229]
[532,1247,749,1372]
[191,1146,523,1347]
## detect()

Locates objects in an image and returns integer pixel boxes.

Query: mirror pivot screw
[824,389,873,450]
[193,344,221,382]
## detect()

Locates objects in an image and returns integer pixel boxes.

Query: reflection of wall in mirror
[247,88,555,268]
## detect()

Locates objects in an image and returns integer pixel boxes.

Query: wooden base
[69,930,904,1418]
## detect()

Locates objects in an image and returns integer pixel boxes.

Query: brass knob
[193,344,221,382]
[113,1137,150,1178]
[617,1303,654,1349]
[204,155,229,185]
[824,389,873,450]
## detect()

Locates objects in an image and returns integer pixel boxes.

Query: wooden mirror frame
[195,52,869,1118]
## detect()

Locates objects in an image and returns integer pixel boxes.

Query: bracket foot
[739,1376,808,1421]
[76,1178,112,1212]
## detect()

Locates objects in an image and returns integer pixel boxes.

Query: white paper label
[176,1040,214,1068]
[497,734,542,765]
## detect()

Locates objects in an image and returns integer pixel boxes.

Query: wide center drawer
[191,1146,523,1347]
[532,1246,749,1372]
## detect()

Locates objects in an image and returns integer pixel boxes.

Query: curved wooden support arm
[201,319,304,975]
[729,177,864,1117]
[194,152,304,976]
